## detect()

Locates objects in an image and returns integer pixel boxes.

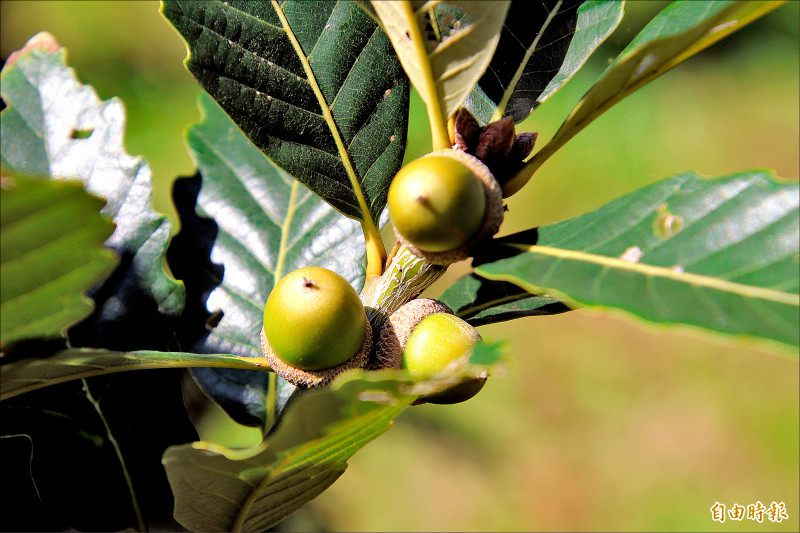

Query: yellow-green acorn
[402,312,485,405]
[374,298,486,404]
[261,266,371,387]
[387,149,503,265]
[401,312,481,379]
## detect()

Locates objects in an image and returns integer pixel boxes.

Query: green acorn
[375,298,486,404]
[387,149,504,265]
[261,266,371,387]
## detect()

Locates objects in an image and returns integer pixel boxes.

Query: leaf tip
[5,31,62,68]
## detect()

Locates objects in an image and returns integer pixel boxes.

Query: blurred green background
[2,1,797,531]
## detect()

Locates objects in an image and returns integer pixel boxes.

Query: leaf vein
[521,245,799,306]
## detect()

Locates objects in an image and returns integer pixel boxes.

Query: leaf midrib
[501,244,800,306]
[274,180,300,282]
[0,351,269,401]
[491,0,563,122]
[271,0,373,226]
[181,11,324,120]
[83,378,146,532]
[504,2,784,197]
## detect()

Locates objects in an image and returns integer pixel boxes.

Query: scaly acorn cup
[372,298,452,370]
[387,149,504,266]
[374,298,486,405]
[261,266,372,388]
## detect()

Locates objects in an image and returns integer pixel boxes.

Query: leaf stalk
[398,1,451,151]
[360,243,447,331]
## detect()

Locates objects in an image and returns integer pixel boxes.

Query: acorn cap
[397,149,504,266]
[371,298,453,370]
[261,319,372,388]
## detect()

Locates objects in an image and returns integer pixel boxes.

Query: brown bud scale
[449,108,538,193]
[475,115,516,161]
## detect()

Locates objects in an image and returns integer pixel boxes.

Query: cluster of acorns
[261,110,533,404]
[261,267,485,404]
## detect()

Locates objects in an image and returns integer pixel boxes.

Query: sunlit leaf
[372,0,509,149]
[505,0,785,196]
[163,341,506,532]
[167,93,369,429]
[0,33,196,531]
[0,347,268,401]
[161,0,408,231]
[0,32,185,350]
[476,171,799,351]
[1,177,117,344]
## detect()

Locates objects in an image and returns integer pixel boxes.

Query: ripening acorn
[388,153,485,252]
[387,149,504,265]
[374,298,486,405]
[402,312,485,405]
[261,266,371,387]
[401,312,481,378]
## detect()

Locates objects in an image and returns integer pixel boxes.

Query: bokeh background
[2,1,797,531]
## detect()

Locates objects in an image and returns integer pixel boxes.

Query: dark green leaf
[161,0,409,225]
[466,0,625,124]
[439,273,571,327]
[0,369,198,531]
[0,32,185,351]
[1,177,117,344]
[476,171,800,351]
[164,341,506,532]
[0,390,144,532]
[168,93,370,429]
[507,0,784,195]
